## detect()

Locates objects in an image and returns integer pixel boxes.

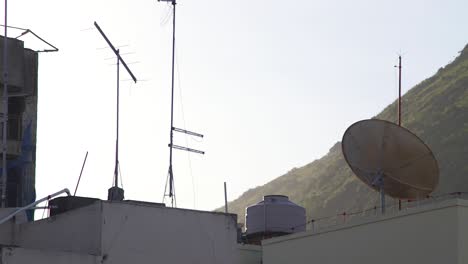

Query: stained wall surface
[0,246,99,264]
[0,36,38,210]
[101,201,240,264]
[238,244,262,264]
[262,199,468,264]
[0,200,242,264]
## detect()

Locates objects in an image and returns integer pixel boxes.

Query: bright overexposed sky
[2,0,467,211]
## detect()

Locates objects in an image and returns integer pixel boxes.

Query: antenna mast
[398,55,402,126]
[158,0,204,207]
[94,21,137,201]
[396,55,402,210]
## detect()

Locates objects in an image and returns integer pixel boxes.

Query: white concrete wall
[6,202,102,255]
[1,200,244,264]
[100,201,240,264]
[0,208,28,245]
[4,199,468,264]
[263,199,468,264]
[0,243,259,264]
[237,244,262,264]
[457,201,468,263]
[1,246,99,264]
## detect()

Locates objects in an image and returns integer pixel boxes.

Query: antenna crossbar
[172,127,203,138]
[94,22,137,83]
[169,144,205,155]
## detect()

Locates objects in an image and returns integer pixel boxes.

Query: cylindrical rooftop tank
[245,195,306,235]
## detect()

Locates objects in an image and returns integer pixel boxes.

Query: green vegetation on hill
[223,44,468,225]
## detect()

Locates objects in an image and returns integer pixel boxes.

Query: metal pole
[168,0,176,205]
[263,197,267,237]
[1,0,8,208]
[114,50,120,188]
[224,182,228,213]
[73,151,89,196]
[380,185,386,214]
[398,55,402,126]
[398,55,402,211]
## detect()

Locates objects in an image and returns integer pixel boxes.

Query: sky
[2,0,468,212]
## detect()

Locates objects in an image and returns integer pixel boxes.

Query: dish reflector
[342,119,439,199]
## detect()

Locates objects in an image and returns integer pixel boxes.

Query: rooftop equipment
[245,195,305,244]
[342,119,439,213]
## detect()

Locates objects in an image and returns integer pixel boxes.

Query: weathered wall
[237,244,262,264]
[0,36,25,88]
[1,200,244,263]
[100,201,240,264]
[457,202,468,263]
[0,246,99,264]
[0,208,27,245]
[8,202,102,255]
[262,199,468,264]
[0,36,38,209]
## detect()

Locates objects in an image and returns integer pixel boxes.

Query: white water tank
[245,195,306,235]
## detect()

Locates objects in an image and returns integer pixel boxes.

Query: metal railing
[299,192,468,233]
[0,188,70,225]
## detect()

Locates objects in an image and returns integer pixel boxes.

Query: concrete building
[262,197,468,264]
[1,195,467,263]
[0,198,242,264]
[0,36,38,210]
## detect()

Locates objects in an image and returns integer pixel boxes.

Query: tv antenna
[157,0,204,208]
[342,119,439,214]
[94,21,137,201]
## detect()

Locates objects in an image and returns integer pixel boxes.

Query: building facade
[0,36,38,210]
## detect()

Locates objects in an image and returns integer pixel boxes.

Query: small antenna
[397,55,402,126]
[224,182,228,213]
[394,55,403,210]
[157,0,205,208]
[74,151,89,196]
[94,21,137,202]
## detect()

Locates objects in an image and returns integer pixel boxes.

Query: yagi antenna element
[94,21,137,202]
[94,22,137,83]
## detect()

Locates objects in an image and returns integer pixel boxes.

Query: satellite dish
[342,119,439,212]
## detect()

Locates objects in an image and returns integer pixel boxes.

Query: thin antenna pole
[93,22,137,201]
[380,185,386,214]
[398,55,402,126]
[224,182,228,213]
[74,151,89,196]
[114,50,120,188]
[160,0,203,207]
[397,55,402,211]
[168,0,177,206]
[1,0,8,208]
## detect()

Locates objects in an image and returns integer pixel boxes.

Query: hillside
[224,44,468,225]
